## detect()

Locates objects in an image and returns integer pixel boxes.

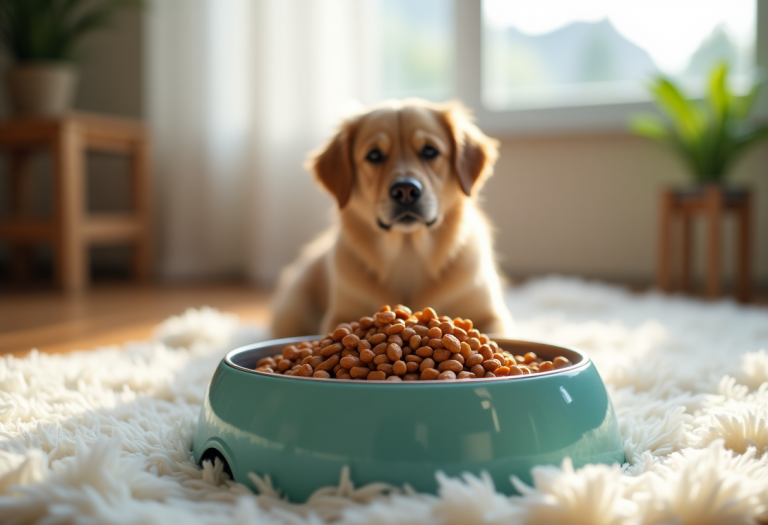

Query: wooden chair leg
[680,211,692,293]
[131,138,152,282]
[705,186,723,299]
[657,190,674,292]
[9,150,34,283]
[737,191,752,302]
[54,122,87,292]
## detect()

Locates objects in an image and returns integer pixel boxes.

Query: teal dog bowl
[193,337,624,501]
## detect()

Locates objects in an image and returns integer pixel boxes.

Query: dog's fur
[271,99,514,337]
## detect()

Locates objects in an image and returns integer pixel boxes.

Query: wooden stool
[0,112,152,291]
[657,186,752,301]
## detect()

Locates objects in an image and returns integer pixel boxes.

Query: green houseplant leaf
[0,0,142,63]
[630,62,768,184]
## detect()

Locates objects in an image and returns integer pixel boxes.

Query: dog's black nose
[389,178,422,205]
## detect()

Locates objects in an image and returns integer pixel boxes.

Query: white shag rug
[2,276,768,525]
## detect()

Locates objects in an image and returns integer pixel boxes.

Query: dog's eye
[365,148,385,164]
[420,145,439,160]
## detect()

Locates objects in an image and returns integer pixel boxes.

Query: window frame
[454,0,768,136]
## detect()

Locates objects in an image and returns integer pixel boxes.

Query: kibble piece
[359,349,375,363]
[368,333,387,345]
[393,360,408,376]
[484,371,496,378]
[372,342,388,355]
[405,354,423,363]
[283,345,301,360]
[296,364,314,377]
[350,366,371,379]
[427,327,442,339]
[438,360,463,373]
[387,343,403,361]
[457,371,475,379]
[453,327,467,342]
[509,365,523,376]
[523,352,537,364]
[374,354,392,365]
[416,346,434,358]
[368,371,387,381]
[413,325,429,336]
[358,339,372,352]
[387,375,403,381]
[409,335,422,350]
[341,348,359,358]
[387,323,405,335]
[401,327,416,341]
[554,356,571,369]
[483,359,501,372]
[406,361,420,373]
[341,356,365,369]
[377,363,395,375]
[420,358,436,372]
[495,366,510,377]
[428,338,444,349]
[519,366,531,375]
[450,353,465,365]
[313,370,331,378]
[337,370,352,379]
[332,327,350,341]
[442,334,461,353]
[478,345,494,360]
[539,361,554,372]
[359,316,375,328]
[468,338,481,350]
[421,368,440,380]
[308,355,324,368]
[493,352,506,362]
[341,333,360,348]
[438,370,457,380]
[460,342,473,359]
[421,307,437,321]
[466,354,484,367]
[470,363,486,377]
[433,348,451,362]
[277,359,292,372]
[321,342,344,357]
[403,373,420,381]
[375,311,396,324]
[256,366,274,373]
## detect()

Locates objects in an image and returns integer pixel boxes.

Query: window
[482,0,757,110]
[376,0,454,102]
[374,0,763,133]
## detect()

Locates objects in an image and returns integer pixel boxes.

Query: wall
[485,132,768,289]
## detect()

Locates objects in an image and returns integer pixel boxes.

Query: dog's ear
[306,122,356,209]
[443,103,499,196]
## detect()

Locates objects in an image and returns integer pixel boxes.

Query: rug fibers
[1,276,768,524]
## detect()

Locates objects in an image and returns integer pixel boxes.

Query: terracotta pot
[6,63,78,116]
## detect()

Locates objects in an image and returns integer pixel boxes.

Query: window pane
[378,0,453,101]
[482,0,756,110]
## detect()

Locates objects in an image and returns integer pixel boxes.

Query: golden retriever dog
[271,99,514,337]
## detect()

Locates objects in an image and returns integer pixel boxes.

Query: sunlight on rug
[1,276,768,524]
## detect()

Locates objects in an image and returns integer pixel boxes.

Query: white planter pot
[6,63,78,117]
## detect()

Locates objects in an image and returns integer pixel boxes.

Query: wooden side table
[0,112,152,291]
[657,186,752,301]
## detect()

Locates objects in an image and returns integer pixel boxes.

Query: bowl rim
[223,336,590,385]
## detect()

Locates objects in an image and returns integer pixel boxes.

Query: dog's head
[307,99,499,233]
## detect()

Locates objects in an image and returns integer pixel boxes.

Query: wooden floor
[0,282,272,357]
[2,280,764,358]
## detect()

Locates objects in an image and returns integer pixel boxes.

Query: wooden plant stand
[657,185,752,301]
[0,112,152,292]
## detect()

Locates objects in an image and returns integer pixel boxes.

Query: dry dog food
[254,305,572,381]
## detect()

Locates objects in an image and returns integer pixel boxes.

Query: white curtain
[146,0,378,284]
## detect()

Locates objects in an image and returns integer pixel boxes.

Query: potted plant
[0,0,141,116]
[630,62,768,192]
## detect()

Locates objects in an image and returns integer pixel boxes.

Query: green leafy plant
[630,63,768,184]
[0,0,142,63]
